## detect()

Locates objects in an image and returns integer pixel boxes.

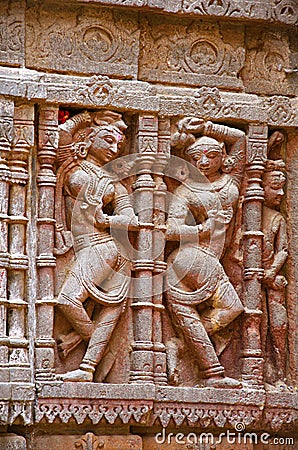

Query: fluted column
[35,105,58,381]
[0,98,13,383]
[241,123,267,387]
[7,104,34,383]
[151,117,171,385]
[130,114,157,383]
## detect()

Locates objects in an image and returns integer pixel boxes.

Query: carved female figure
[165,118,246,388]
[54,110,137,382]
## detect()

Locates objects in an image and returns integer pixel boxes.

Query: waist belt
[73,232,113,251]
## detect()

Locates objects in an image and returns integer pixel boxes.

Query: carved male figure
[55,110,137,382]
[165,118,245,388]
[262,159,288,385]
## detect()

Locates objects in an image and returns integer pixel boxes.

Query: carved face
[187,144,223,179]
[185,136,224,180]
[264,173,285,208]
[88,126,124,165]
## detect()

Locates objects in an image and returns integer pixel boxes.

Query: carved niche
[39,107,292,392]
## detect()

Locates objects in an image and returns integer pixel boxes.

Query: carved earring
[73,142,89,159]
[222,155,236,173]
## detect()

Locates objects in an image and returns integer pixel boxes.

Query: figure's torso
[64,161,115,237]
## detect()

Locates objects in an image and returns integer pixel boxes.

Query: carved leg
[57,331,83,359]
[62,304,124,382]
[267,288,288,383]
[57,243,119,342]
[57,299,96,358]
[169,302,242,388]
[200,276,244,336]
[57,270,94,342]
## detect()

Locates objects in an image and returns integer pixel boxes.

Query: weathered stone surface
[69,0,298,26]
[25,1,140,78]
[285,130,298,389]
[0,434,26,449]
[0,0,297,448]
[241,26,297,96]
[139,15,245,90]
[0,68,297,126]
[32,433,142,450]
[0,1,25,67]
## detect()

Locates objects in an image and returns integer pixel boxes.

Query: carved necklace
[80,160,112,206]
[184,173,232,193]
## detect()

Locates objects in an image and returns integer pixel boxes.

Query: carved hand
[94,204,110,230]
[264,268,276,282]
[263,268,277,285]
[179,117,205,134]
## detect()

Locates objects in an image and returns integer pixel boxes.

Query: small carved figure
[165,118,246,388]
[262,159,288,386]
[55,110,137,382]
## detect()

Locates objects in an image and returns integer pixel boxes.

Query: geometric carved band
[153,261,167,273]
[244,268,264,280]
[36,255,56,267]
[9,255,29,269]
[133,260,155,271]
[243,231,264,238]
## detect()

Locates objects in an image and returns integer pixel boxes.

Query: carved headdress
[54,110,127,255]
[263,159,286,186]
[57,110,127,165]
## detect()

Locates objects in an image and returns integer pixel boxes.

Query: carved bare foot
[57,331,83,359]
[204,376,242,389]
[61,369,93,382]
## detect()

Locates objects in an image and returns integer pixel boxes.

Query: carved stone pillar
[130,114,157,383]
[151,117,171,385]
[0,98,13,383]
[7,104,34,383]
[241,123,267,387]
[35,105,58,380]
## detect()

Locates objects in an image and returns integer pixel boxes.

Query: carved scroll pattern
[139,18,245,89]
[0,0,25,66]
[26,3,140,78]
[182,0,298,25]
[241,30,294,96]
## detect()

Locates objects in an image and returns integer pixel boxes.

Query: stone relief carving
[26,2,139,77]
[49,109,294,392]
[241,29,294,95]
[273,0,298,25]
[139,17,245,89]
[266,96,294,125]
[0,0,24,66]
[164,117,246,388]
[182,0,298,25]
[54,110,137,382]
[83,0,298,25]
[262,158,288,387]
[0,0,296,444]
